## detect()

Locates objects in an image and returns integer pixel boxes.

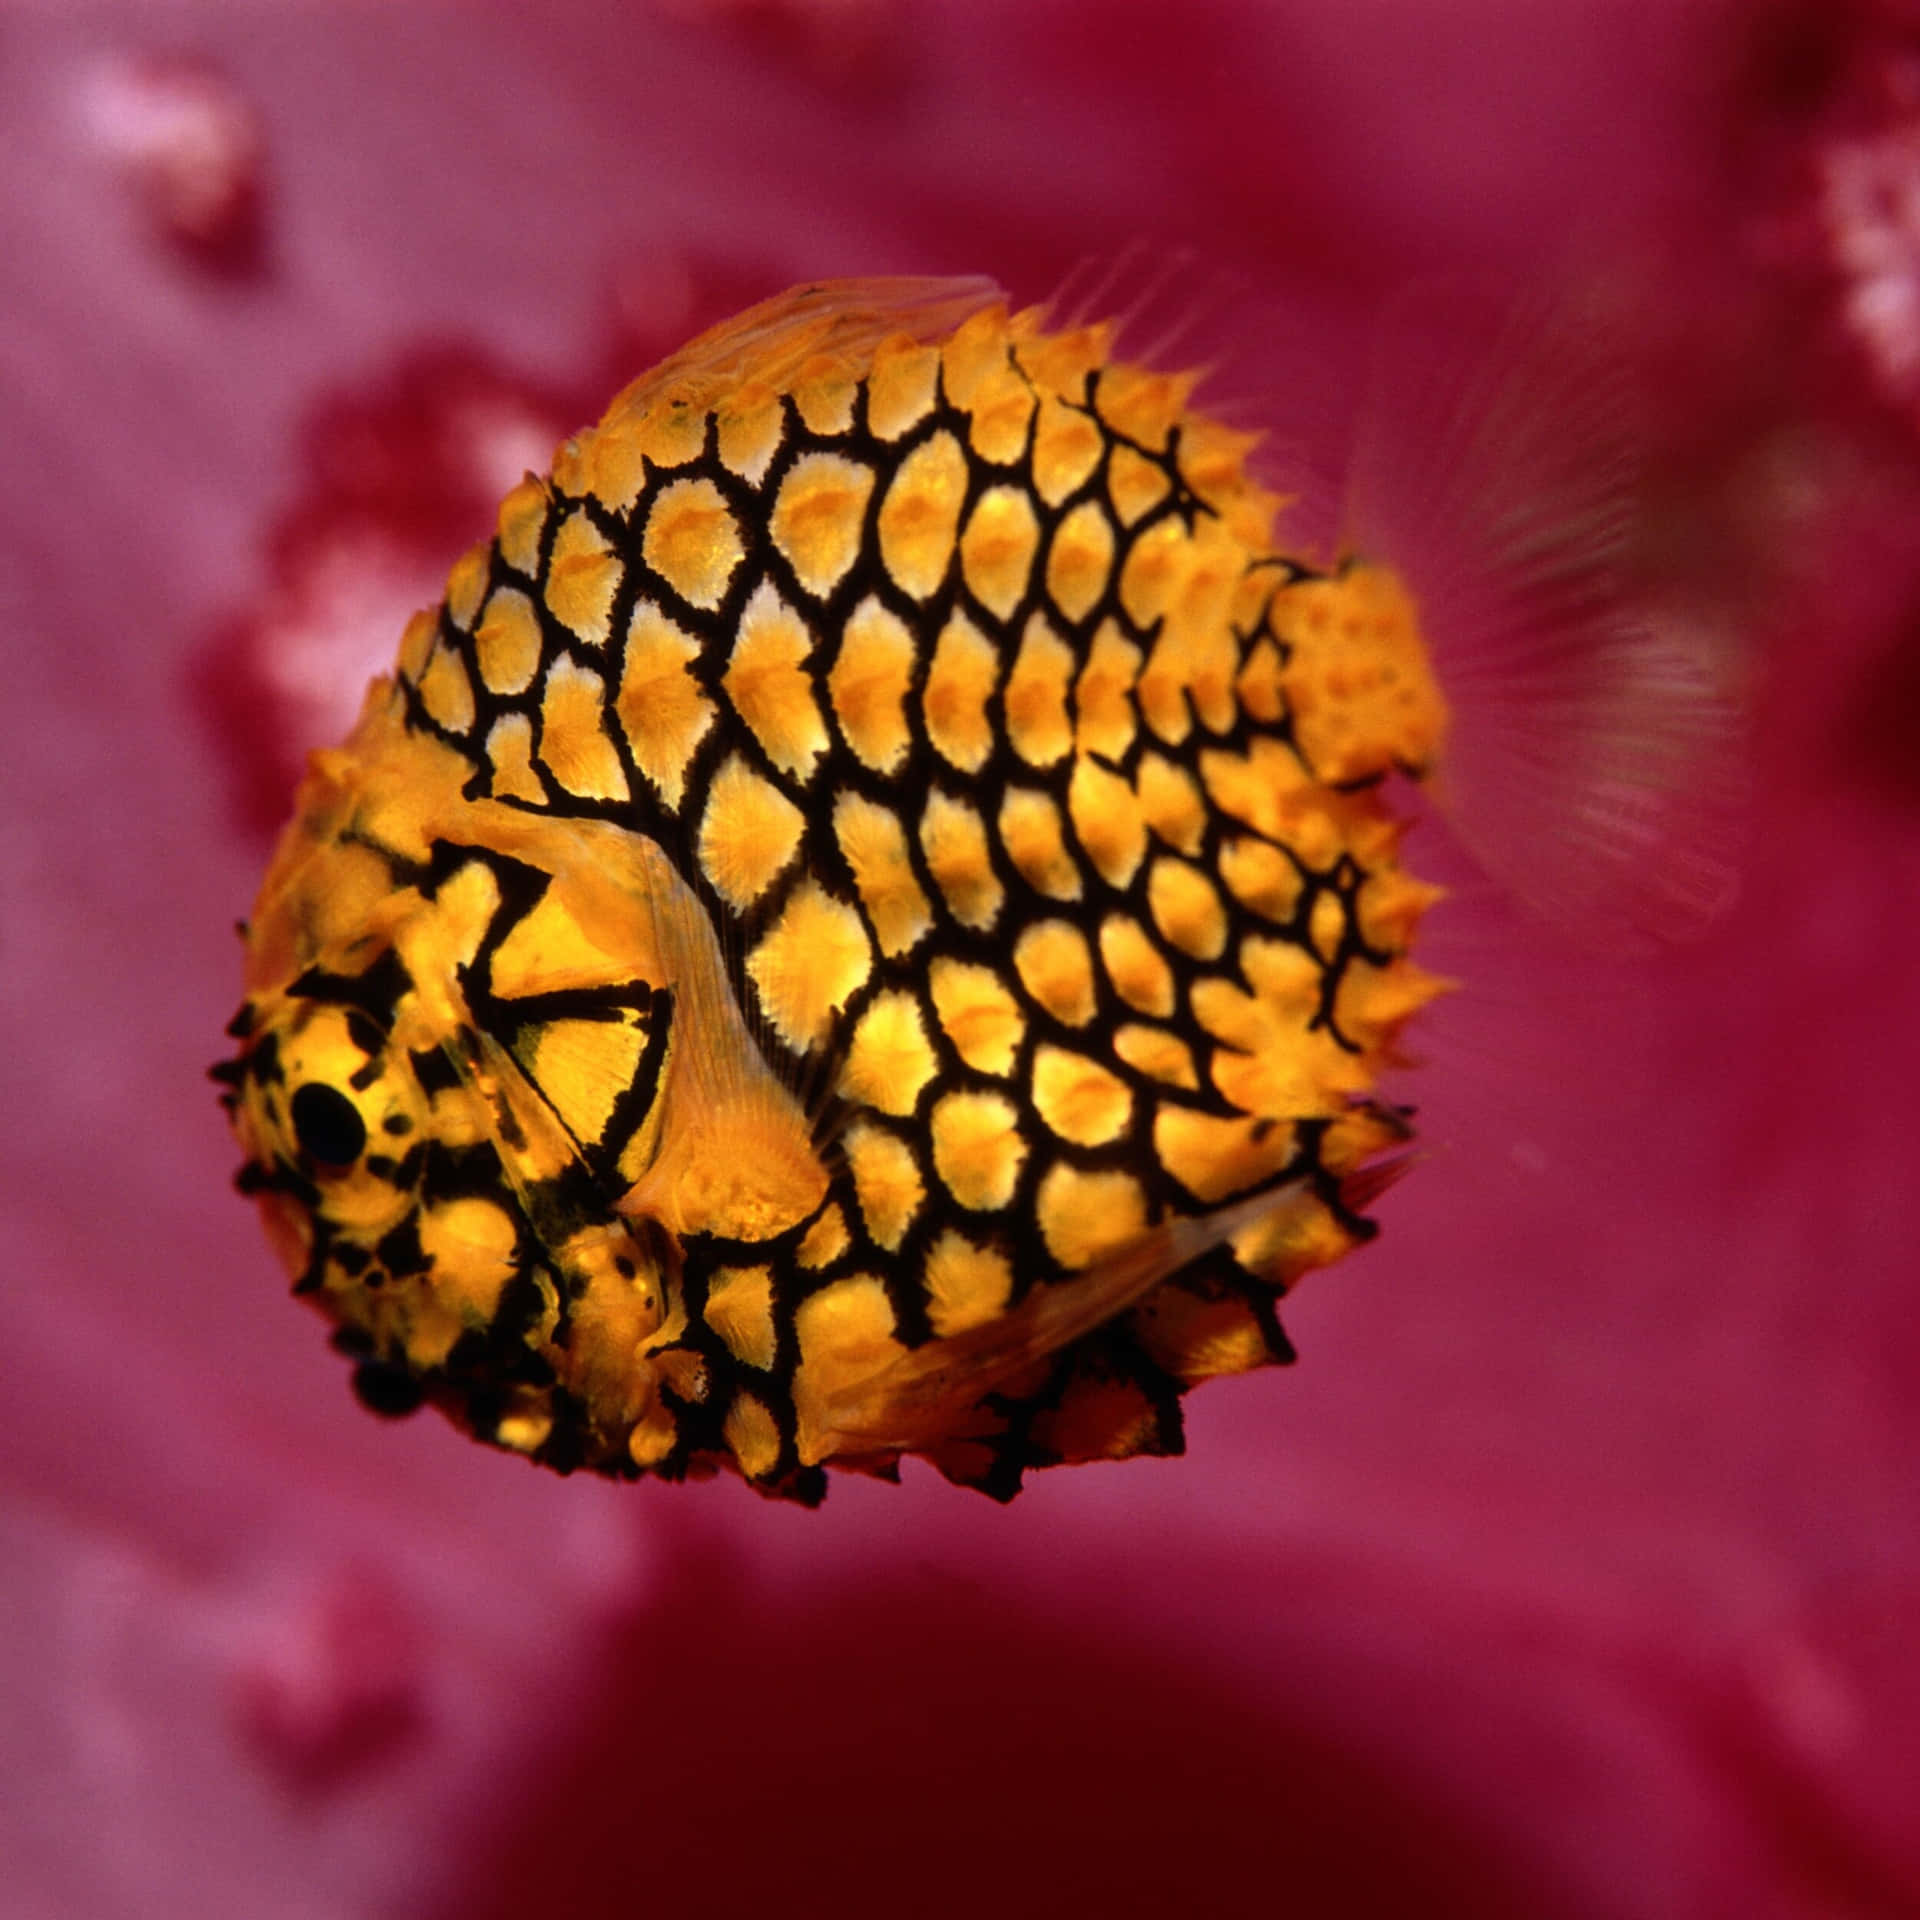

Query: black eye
[290,1082,367,1166]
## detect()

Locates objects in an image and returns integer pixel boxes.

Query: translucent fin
[1041,246,1356,560]
[1345,274,1749,951]
[1044,242,1216,368]
[1039,244,1281,415]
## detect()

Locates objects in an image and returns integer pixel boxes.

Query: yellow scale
[220,278,1447,1502]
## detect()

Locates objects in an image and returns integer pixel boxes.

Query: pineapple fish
[218,278,1450,1503]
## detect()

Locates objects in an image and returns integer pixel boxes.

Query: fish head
[215,693,681,1462]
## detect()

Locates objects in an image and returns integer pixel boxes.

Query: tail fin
[1345,271,1749,951]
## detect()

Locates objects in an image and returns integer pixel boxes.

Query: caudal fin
[1344,270,1749,951]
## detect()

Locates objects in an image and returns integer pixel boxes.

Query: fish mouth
[207,997,256,1114]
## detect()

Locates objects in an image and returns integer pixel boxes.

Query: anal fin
[807,1176,1338,1461]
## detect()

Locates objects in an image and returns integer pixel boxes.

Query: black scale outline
[364,326,1426,1496]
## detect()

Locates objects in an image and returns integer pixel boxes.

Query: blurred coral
[2,4,1917,1918]
[77,51,270,274]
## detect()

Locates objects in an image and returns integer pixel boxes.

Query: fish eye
[289,1081,368,1167]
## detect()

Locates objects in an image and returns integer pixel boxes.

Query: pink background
[3,4,1917,1915]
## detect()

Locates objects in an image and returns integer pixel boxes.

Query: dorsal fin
[596,275,1004,430]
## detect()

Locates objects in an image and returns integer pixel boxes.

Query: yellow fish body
[219,277,1449,1502]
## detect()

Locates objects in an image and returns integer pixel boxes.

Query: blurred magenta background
[3,4,1918,1916]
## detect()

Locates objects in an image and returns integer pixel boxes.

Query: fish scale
[220,278,1448,1502]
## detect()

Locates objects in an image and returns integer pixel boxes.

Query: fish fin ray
[1345,269,1750,952]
